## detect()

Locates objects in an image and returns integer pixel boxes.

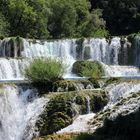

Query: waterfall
[86,96,91,114]
[57,113,96,133]
[0,84,47,140]
[106,82,140,104]
[1,36,140,79]
[102,63,140,77]
[0,58,30,80]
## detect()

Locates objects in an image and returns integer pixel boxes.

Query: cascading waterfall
[1,36,140,79]
[0,84,48,140]
[86,96,91,114]
[0,58,30,80]
[105,82,140,104]
[1,36,140,138]
[102,63,140,77]
[58,81,140,133]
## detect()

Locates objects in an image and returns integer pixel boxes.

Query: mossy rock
[88,78,100,88]
[104,77,120,87]
[91,109,140,140]
[36,90,108,136]
[52,80,94,92]
[47,112,72,134]
[53,80,78,92]
[33,133,78,140]
[75,95,86,105]
[72,60,104,78]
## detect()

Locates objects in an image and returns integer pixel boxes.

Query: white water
[0,58,30,80]
[86,96,91,114]
[58,113,95,133]
[0,85,48,140]
[102,63,140,77]
[106,82,140,104]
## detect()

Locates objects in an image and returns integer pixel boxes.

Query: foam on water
[0,85,48,140]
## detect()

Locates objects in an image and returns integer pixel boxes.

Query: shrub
[25,58,65,83]
[72,60,104,78]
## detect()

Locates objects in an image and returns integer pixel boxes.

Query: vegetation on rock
[35,90,108,136]
[72,60,104,78]
[25,58,65,83]
[52,80,95,92]
[33,133,78,140]
[74,91,140,140]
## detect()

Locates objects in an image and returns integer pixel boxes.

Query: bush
[72,60,104,78]
[25,58,65,83]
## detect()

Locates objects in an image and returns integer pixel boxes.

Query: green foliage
[47,112,72,134]
[88,78,100,88]
[78,9,108,38]
[2,0,140,37]
[90,0,140,35]
[0,0,107,39]
[0,0,49,39]
[25,58,65,83]
[72,60,104,78]
[36,90,108,136]
[53,80,94,92]
[0,12,9,37]
[47,0,77,38]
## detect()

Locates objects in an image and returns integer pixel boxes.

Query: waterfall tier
[0,36,140,79]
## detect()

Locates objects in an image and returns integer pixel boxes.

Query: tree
[47,0,77,38]
[47,0,107,38]
[0,0,49,39]
[89,0,140,35]
[0,12,9,37]
[0,0,107,38]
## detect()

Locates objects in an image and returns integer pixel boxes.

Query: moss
[88,78,100,88]
[0,36,4,40]
[83,46,91,60]
[72,60,104,78]
[36,90,108,136]
[90,92,108,113]
[47,112,72,134]
[33,133,78,140]
[92,109,140,140]
[104,77,120,86]
[53,80,77,92]
[75,95,85,105]
[52,80,93,92]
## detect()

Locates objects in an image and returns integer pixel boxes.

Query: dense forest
[0,0,140,39]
